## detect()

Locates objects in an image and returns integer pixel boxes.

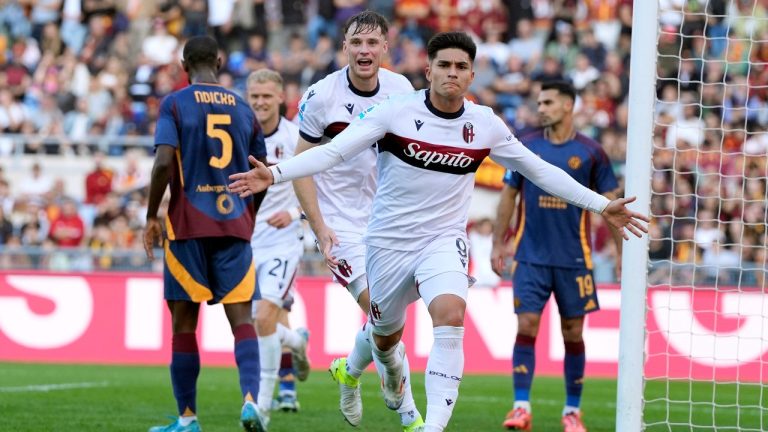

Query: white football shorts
[253,242,303,308]
[319,235,368,301]
[366,234,472,336]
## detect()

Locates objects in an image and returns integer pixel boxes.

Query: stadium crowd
[0,0,766,286]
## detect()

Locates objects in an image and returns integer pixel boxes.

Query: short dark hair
[426,32,476,62]
[343,10,389,37]
[541,80,576,101]
[182,36,219,69]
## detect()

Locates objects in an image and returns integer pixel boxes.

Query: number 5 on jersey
[207,114,232,169]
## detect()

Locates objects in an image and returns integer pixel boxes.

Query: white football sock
[346,323,374,378]
[563,405,580,416]
[178,415,197,426]
[425,326,465,431]
[276,323,303,351]
[397,342,422,425]
[371,338,404,395]
[514,400,532,412]
[257,333,280,412]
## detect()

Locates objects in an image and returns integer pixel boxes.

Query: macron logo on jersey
[414,119,424,131]
[307,90,316,100]
[344,103,354,114]
[378,134,490,175]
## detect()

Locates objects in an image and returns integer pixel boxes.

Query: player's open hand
[228,155,273,198]
[601,196,649,240]
[143,217,163,260]
[314,223,340,267]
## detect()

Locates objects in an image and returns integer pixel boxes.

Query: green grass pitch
[0,362,764,431]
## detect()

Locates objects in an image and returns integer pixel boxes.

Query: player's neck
[261,115,279,136]
[347,71,379,93]
[544,122,576,145]
[189,70,219,85]
[428,89,464,114]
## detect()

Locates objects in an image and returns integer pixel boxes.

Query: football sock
[564,340,585,409]
[371,338,404,397]
[346,322,374,378]
[170,332,200,416]
[513,334,536,403]
[397,342,422,425]
[424,326,465,431]
[233,323,260,402]
[278,351,296,397]
[257,332,280,412]
[178,415,197,426]
[276,323,303,352]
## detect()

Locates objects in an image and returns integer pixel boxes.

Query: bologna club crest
[370,301,382,320]
[337,259,352,278]
[462,122,474,143]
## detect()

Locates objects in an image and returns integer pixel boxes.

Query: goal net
[620,0,768,430]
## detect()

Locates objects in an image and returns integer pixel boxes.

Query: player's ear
[216,56,222,71]
[425,63,431,82]
[564,96,574,111]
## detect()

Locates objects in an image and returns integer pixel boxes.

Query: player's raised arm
[248,154,269,214]
[490,129,648,239]
[229,100,392,197]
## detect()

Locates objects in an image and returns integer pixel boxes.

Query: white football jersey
[272,89,609,251]
[297,66,413,238]
[252,117,302,248]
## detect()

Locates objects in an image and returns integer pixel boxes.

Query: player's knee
[560,317,584,341]
[427,293,466,327]
[430,305,465,327]
[253,300,281,334]
[517,313,541,337]
[372,328,403,351]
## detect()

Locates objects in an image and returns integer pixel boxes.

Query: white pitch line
[0,381,109,393]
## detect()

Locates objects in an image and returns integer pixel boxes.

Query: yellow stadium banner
[474,157,506,190]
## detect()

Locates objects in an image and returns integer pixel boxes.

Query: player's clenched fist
[228,155,274,198]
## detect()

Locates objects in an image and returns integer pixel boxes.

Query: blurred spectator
[142,18,178,66]
[568,53,599,90]
[308,0,337,49]
[544,21,579,71]
[507,18,541,67]
[85,151,114,205]
[0,178,13,216]
[48,198,85,247]
[18,162,54,200]
[112,150,147,196]
[61,0,88,54]
[0,205,12,245]
[578,27,606,71]
[0,88,25,132]
[664,103,706,149]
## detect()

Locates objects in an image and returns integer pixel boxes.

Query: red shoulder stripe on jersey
[378,133,491,175]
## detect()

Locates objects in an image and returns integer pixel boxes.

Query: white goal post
[618,1,768,431]
[616,0,658,430]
